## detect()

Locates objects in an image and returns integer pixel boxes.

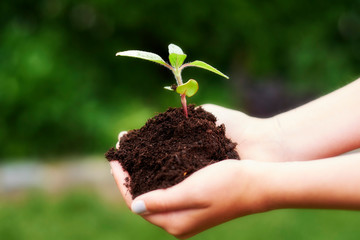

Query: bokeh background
[1,0,360,239]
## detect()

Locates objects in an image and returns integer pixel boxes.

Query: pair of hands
[110,104,284,239]
[110,79,360,238]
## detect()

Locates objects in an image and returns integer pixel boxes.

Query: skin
[110,78,360,239]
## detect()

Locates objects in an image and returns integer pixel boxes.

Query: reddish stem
[180,94,188,118]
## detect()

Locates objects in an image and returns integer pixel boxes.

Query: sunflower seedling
[116,44,229,118]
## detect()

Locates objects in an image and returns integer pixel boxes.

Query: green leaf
[168,44,187,68]
[164,84,177,91]
[168,44,185,55]
[116,50,169,67]
[164,86,174,91]
[186,60,229,79]
[176,79,199,97]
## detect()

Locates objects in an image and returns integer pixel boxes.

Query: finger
[142,208,212,239]
[200,104,223,115]
[118,131,128,141]
[131,181,209,214]
[116,131,127,149]
[200,104,228,126]
[109,160,133,208]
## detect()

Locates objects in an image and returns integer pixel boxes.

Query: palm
[202,104,285,162]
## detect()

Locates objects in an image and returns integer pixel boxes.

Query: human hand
[109,131,133,206]
[201,104,287,162]
[108,104,286,238]
[110,159,272,239]
[111,151,360,239]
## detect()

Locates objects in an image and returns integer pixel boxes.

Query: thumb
[131,184,208,215]
[201,104,224,115]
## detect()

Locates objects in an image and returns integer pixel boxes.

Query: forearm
[266,152,360,211]
[274,79,360,160]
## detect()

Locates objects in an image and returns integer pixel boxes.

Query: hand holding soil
[108,79,360,239]
[110,153,360,239]
[106,106,240,198]
[110,159,272,239]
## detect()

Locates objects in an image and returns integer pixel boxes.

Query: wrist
[251,160,300,211]
[262,160,335,210]
[239,160,304,212]
[239,116,289,162]
[263,156,360,211]
[234,160,280,215]
[261,161,292,210]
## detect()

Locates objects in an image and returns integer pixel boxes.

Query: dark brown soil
[105,105,240,199]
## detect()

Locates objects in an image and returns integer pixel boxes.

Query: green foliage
[176,79,199,97]
[116,43,228,87]
[168,43,187,68]
[184,61,229,79]
[116,43,227,117]
[0,0,359,159]
[1,191,360,239]
[116,50,168,67]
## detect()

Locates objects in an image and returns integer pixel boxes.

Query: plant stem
[173,68,183,85]
[173,68,188,117]
[181,94,188,118]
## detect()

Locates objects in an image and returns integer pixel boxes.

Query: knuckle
[187,185,209,207]
[157,191,171,209]
[156,200,170,212]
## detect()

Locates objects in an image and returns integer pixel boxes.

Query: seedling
[116,44,229,117]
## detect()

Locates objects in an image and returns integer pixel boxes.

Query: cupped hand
[109,104,284,238]
[201,104,288,162]
[110,159,272,239]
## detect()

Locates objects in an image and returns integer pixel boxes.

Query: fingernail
[116,142,120,149]
[110,169,113,175]
[131,200,147,214]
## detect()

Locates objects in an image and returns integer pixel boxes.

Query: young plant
[116,44,229,118]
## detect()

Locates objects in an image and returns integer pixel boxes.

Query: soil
[105,105,240,199]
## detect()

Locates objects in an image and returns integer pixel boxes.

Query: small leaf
[176,79,199,97]
[168,44,185,55]
[168,44,187,68]
[164,84,177,91]
[116,50,169,67]
[164,86,174,91]
[186,60,229,79]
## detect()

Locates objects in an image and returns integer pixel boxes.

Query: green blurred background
[1,0,359,239]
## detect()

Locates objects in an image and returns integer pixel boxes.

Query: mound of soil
[105,105,240,199]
